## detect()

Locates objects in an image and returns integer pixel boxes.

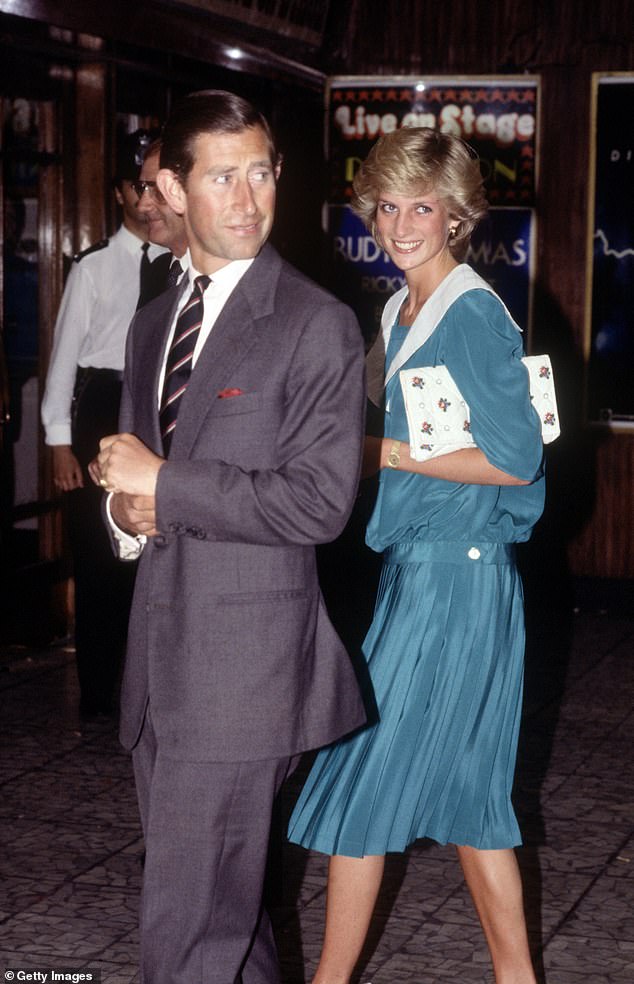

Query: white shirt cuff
[106,493,146,560]
[45,425,73,446]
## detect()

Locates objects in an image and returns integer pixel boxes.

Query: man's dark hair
[160,90,278,182]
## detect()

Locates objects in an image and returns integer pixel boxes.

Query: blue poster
[588,76,634,421]
[468,208,534,331]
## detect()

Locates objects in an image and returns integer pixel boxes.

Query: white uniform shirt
[41,225,167,446]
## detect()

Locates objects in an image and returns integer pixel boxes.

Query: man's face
[137,151,187,256]
[115,180,148,240]
[157,126,279,274]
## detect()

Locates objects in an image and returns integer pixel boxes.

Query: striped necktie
[159,274,210,454]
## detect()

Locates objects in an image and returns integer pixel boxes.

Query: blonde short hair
[351,126,488,259]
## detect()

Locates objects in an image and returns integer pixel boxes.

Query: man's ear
[157,169,186,216]
[274,155,283,182]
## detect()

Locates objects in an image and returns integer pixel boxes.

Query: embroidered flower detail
[411,376,425,389]
[463,420,471,433]
[420,443,433,452]
[420,421,433,435]
[543,411,556,426]
[538,365,551,379]
[437,397,451,412]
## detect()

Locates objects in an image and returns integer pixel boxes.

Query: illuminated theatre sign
[325,76,540,343]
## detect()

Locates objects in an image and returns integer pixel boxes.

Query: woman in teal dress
[288,127,544,984]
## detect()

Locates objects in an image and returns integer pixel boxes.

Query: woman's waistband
[383,541,516,566]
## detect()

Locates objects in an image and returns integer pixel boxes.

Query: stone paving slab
[0,602,632,984]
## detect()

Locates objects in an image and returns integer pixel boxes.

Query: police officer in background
[41,128,170,718]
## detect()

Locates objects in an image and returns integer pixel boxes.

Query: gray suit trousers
[133,708,293,984]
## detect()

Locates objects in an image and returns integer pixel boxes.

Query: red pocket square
[217,387,244,399]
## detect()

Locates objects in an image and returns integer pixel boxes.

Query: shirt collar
[117,223,168,261]
[185,251,254,294]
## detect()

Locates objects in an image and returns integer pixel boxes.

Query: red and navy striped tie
[159,274,210,454]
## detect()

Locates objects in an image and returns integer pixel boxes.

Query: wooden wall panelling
[38,98,64,564]
[37,97,75,638]
[74,38,107,249]
[567,432,634,579]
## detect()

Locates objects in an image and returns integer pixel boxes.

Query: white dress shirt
[110,253,254,559]
[156,254,254,405]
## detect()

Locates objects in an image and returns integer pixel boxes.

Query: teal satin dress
[288,290,545,854]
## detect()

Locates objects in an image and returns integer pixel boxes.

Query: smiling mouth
[392,239,423,252]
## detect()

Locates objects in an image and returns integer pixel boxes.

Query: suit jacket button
[154,535,167,548]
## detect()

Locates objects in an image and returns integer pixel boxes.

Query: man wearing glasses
[132,139,189,284]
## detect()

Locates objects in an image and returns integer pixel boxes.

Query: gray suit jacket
[118,243,367,761]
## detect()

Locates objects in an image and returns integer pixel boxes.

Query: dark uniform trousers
[69,368,136,713]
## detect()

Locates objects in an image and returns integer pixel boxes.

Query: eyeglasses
[131,180,166,205]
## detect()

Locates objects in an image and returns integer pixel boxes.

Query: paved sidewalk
[0,585,633,983]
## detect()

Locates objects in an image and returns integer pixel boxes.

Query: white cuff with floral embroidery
[399,355,559,462]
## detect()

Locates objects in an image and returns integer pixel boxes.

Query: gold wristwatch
[386,441,401,469]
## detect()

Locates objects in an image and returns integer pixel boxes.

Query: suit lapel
[167,285,262,458]
[133,281,188,452]
[166,245,282,458]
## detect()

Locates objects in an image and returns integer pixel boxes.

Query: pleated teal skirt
[288,541,525,855]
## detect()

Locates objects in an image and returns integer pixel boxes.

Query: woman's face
[375,188,455,278]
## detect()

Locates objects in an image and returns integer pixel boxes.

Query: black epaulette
[73,238,109,263]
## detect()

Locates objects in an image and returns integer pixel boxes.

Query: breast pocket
[202,391,283,465]
[211,391,263,417]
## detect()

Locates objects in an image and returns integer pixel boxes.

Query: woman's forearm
[372,437,531,486]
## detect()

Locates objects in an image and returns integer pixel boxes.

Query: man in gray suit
[91,90,366,983]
